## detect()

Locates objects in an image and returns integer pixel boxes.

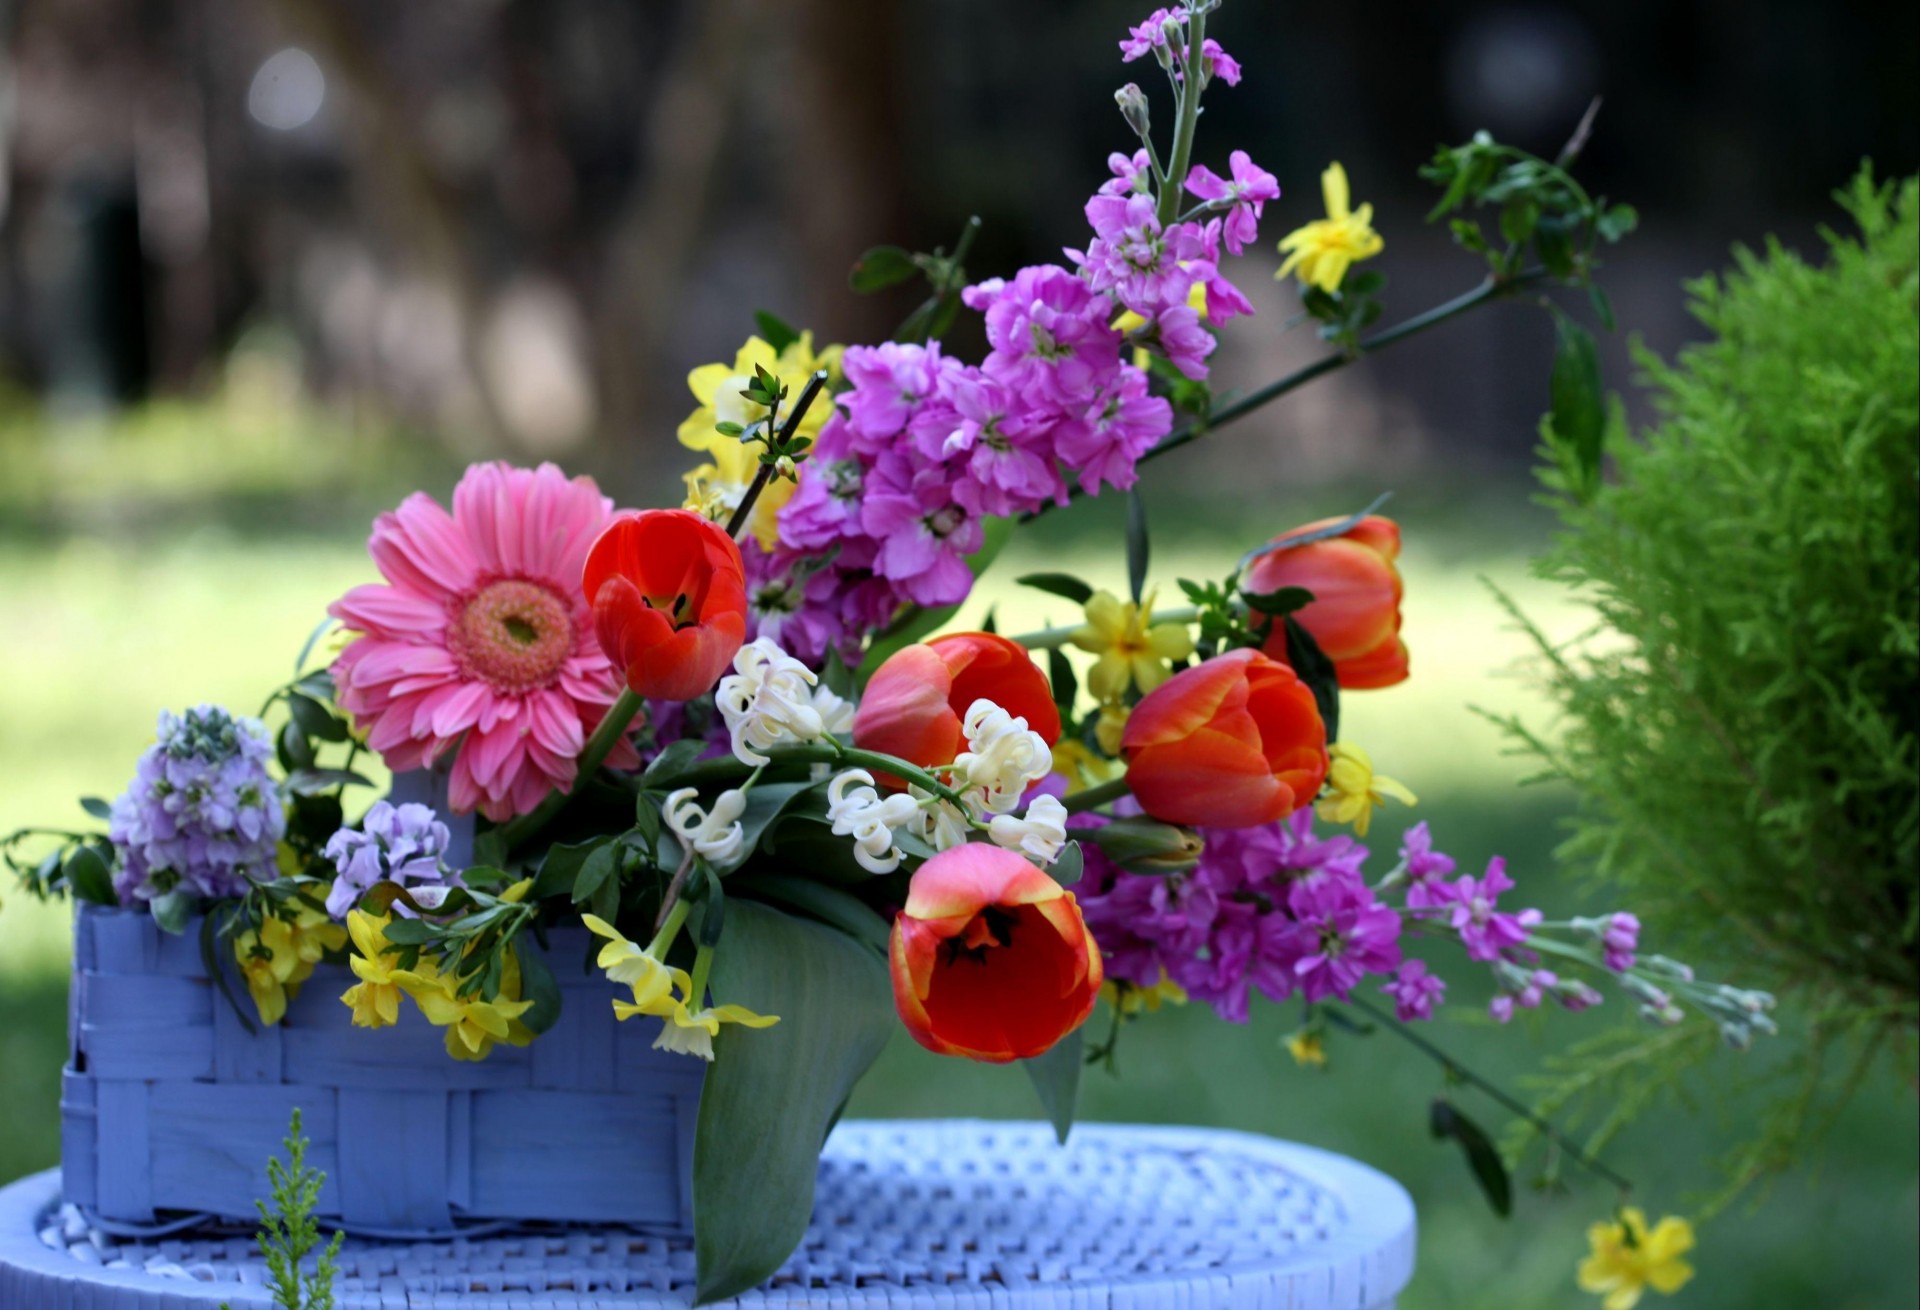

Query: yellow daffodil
[678,333,844,549]
[1286,1030,1328,1068]
[1578,1209,1696,1310]
[582,913,689,1020]
[1052,738,1126,796]
[1103,972,1188,1016]
[1314,742,1416,838]
[1276,162,1384,294]
[235,905,347,1027]
[340,909,405,1029]
[652,999,780,1062]
[395,958,536,1062]
[1071,590,1195,702]
[1095,702,1132,757]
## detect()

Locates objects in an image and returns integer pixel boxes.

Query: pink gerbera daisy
[329,462,637,821]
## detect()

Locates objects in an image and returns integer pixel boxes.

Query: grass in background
[0,505,1913,1309]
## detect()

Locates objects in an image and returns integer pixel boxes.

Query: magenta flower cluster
[1078,813,1563,1026]
[759,5,1277,665]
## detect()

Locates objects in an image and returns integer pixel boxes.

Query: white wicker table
[0,1120,1416,1308]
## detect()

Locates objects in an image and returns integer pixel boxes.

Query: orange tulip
[1121,647,1328,828]
[1246,514,1408,689]
[889,843,1103,1062]
[854,632,1061,775]
[582,509,748,702]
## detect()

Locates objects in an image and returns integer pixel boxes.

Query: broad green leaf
[150,888,193,935]
[1430,1098,1513,1217]
[1125,488,1150,604]
[516,940,564,1035]
[1282,617,1340,744]
[293,618,336,676]
[277,719,314,771]
[734,781,819,856]
[1242,585,1315,617]
[1017,573,1095,605]
[570,843,620,906]
[643,738,708,788]
[752,310,800,354]
[1047,840,1084,887]
[694,902,894,1303]
[63,844,115,904]
[1022,1026,1084,1144]
[726,874,891,955]
[847,245,919,293]
[287,693,349,742]
[78,796,113,821]
[1047,648,1078,720]
[285,767,373,796]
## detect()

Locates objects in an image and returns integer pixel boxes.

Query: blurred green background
[1,443,1913,1309]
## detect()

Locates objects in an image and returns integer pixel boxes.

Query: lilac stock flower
[109,705,285,904]
[1198,38,1241,86]
[1099,149,1155,197]
[1444,857,1543,962]
[1274,876,1403,1003]
[1184,150,1279,255]
[862,460,984,607]
[1056,366,1173,494]
[838,341,954,447]
[1074,194,1214,317]
[1382,958,1447,1022]
[1118,7,1177,62]
[936,371,1067,516]
[1151,304,1216,379]
[967,265,1122,404]
[321,799,455,919]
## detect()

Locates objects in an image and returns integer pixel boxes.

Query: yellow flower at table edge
[340,908,406,1029]
[1314,742,1416,839]
[1285,1029,1328,1068]
[1102,971,1187,1016]
[1070,589,1195,703]
[679,332,844,550]
[653,998,780,1062]
[1577,1209,1696,1310]
[234,903,348,1027]
[1276,162,1384,295]
[582,913,689,1020]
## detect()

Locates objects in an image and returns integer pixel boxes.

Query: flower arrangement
[6,3,1768,1303]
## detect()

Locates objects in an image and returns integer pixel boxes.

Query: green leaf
[150,888,194,935]
[379,918,438,946]
[287,693,349,743]
[63,844,115,904]
[848,245,919,293]
[694,902,894,1303]
[1588,283,1616,332]
[735,781,818,856]
[1047,648,1078,720]
[926,293,963,341]
[1047,840,1084,887]
[1282,616,1340,744]
[857,514,1015,682]
[1430,1098,1513,1217]
[277,719,314,771]
[293,618,336,677]
[1125,489,1150,604]
[727,874,891,954]
[1499,197,1540,247]
[1022,1025,1084,1144]
[285,768,373,796]
[894,295,941,345]
[752,309,801,354]
[1548,307,1605,499]
[643,738,708,787]
[516,940,564,1034]
[1016,573,1094,605]
[78,796,112,821]
[1596,202,1638,243]
[571,843,620,906]
[1243,585,1315,617]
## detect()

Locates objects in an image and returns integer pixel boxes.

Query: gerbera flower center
[448,578,575,694]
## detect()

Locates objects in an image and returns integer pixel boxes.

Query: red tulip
[1121,648,1328,829]
[582,509,748,702]
[889,843,1103,1062]
[1246,514,1409,689]
[854,632,1061,774]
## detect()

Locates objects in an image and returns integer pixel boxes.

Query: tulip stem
[499,687,645,854]
[1062,777,1133,815]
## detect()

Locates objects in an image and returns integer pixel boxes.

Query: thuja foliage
[238,1109,342,1310]
[1497,168,1918,1203]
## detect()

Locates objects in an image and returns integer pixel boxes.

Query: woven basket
[61,902,702,1235]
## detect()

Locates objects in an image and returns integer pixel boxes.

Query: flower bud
[1084,815,1204,874]
[1114,83,1151,138]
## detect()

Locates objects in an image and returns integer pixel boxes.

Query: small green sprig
[245,1109,343,1310]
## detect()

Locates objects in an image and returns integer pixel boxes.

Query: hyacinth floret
[109,705,286,903]
[321,799,456,919]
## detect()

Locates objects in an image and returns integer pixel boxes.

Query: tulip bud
[1114,83,1151,138]
[1247,515,1408,690]
[855,633,1060,781]
[1084,815,1204,874]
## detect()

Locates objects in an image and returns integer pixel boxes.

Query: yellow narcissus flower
[1103,972,1188,1016]
[1070,590,1195,702]
[235,904,347,1027]
[1578,1209,1696,1310]
[1314,742,1416,838]
[1286,1030,1328,1068]
[340,909,405,1029]
[679,333,845,550]
[1095,702,1132,757]
[393,932,537,1063]
[653,998,780,1062]
[1052,738,1126,796]
[582,913,689,1020]
[1276,162,1384,294]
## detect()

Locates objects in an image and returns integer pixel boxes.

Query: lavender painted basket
[61,901,703,1235]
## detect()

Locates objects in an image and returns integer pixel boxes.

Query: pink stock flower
[1199,38,1241,86]
[1274,876,1403,1003]
[329,462,637,821]
[1184,150,1279,255]
[1055,366,1173,494]
[1600,912,1641,973]
[1443,857,1543,962]
[936,371,1067,516]
[1118,8,1177,62]
[1382,958,1446,1022]
[1074,194,1215,316]
[1152,304,1216,379]
[966,265,1122,405]
[1399,821,1458,913]
[861,459,985,607]
[1100,149,1155,197]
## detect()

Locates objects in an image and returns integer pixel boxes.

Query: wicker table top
[0,1120,1416,1308]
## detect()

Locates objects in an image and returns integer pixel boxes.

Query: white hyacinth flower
[664,787,748,867]
[952,699,1054,814]
[826,769,922,874]
[715,637,825,767]
[913,790,977,852]
[987,793,1070,865]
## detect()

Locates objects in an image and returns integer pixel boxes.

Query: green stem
[688,943,714,1007]
[647,896,692,957]
[726,368,831,541]
[945,215,983,287]
[1011,606,1201,651]
[1062,776,1132,814]
[1345,993,1636,1195]
[1155,5,1206,227]
[499,688,645,853]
